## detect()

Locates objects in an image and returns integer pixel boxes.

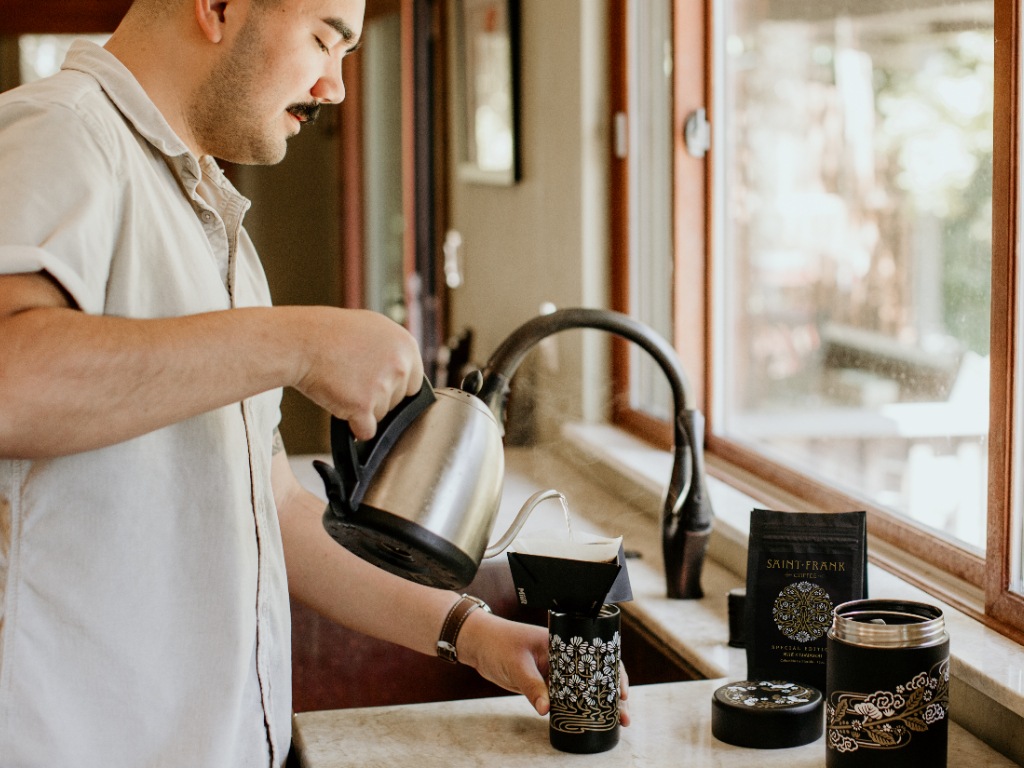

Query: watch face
[468,595,492,613]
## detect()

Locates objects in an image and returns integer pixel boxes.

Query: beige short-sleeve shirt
[0,41,290,767]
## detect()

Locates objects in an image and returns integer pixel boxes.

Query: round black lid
[711,680,823,749]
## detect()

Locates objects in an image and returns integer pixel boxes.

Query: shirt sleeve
[0,95,119,315]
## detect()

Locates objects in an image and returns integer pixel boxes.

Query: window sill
[553,422,1024,763]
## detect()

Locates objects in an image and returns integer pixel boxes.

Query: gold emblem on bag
[774,581,834,643]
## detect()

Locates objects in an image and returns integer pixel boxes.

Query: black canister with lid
[825,599,950,767]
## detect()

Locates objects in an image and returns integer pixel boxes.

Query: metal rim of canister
[828,599,947,648]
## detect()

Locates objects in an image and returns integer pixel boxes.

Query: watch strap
[437,594,491,664]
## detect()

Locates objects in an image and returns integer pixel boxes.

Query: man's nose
[313,60,346,105]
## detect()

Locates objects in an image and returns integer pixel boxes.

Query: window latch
[443,229,463,289]
[684,107,711,159]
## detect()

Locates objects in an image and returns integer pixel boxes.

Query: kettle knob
[461,369,483,396]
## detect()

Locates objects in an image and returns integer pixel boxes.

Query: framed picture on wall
[450,0,521,185]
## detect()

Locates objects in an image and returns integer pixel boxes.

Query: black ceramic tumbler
[826,599,950,767]
[548,605,621,754]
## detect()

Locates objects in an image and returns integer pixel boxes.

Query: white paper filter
[511,529,622,563]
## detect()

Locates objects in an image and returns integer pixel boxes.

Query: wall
[233,112,341,455]
[447,0,610,444]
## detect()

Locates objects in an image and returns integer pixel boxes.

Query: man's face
[188,0,365,164]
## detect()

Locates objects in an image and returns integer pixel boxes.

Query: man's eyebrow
[322,17,357,43]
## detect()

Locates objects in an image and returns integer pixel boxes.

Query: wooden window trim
[401,0,417,315]
[706,437,986,587]
[610,0,1024,639]
[339,41,365,310]
[986,0,1024,631]
[0,1,131,35]
[339,0,449,361]
[609,0,708,436]
[609,0,630,424]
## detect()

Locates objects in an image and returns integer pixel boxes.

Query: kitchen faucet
[472,308,714,599]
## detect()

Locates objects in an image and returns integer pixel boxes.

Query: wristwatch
[436,594,491,664]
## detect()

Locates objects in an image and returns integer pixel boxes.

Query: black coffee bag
[744,509,867,692]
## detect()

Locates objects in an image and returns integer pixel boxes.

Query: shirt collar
[61,39,192,160]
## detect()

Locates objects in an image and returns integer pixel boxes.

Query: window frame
[0,1,132,35]
[609,0,709,444]
[986,0,1024,634]
[609,0,1024,640]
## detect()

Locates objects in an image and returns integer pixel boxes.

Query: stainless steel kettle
[315,308,714,597]
[313,380,562,589]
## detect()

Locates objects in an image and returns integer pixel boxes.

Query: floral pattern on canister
[548,631,620,734]
[827,659,950,752]
[773,581,834,643]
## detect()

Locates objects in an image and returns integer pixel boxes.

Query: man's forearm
[279,479,459,655]
[0,271,422,459]
[0,305,305,458]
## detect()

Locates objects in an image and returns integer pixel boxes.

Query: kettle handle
[329,377,437,509]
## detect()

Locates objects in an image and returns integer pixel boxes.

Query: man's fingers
[355,378,413,439]
[389,374,420,411]
[619,662,630,726]
[347,414,377,442]
[527,678,550,716]
[619,697,631,726]
[406,365,425,396]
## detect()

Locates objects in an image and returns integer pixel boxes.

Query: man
[0,0,627,764]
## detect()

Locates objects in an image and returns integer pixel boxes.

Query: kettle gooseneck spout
[473,308,714,600]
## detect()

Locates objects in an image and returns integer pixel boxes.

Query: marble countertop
[292,678,1015,767]
[289,443,1024,765]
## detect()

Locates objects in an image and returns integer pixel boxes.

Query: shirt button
[201,211,214,223]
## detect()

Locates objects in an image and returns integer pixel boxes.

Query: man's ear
[194,0,238,44]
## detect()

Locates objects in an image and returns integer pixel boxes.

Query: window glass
[362,14,406,325]
[628,0,674,421]
[715,0,994,551]
[19,35,110,84]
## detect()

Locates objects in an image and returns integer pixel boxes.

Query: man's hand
[455,608,631,725]
[287,307,422,441]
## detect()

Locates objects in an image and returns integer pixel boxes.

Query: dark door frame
[340,0,449,382]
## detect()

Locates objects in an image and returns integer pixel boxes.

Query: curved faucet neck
[478,308,695,426]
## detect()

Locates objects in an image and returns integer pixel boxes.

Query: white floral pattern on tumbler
[547,605,621,754]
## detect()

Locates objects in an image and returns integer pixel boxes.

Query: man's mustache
[287,102,321,124]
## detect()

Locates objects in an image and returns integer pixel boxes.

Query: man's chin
[216,138,288,166]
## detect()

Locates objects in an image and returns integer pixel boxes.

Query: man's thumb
[528,680,550,716]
